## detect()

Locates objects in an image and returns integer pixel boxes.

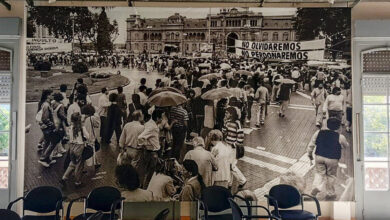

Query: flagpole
[208,7,211,45]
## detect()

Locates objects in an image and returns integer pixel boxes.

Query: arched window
[158,43,162,50]
[272,32,278,41]
[175,32,180,40]
[283,32,289,41]
[201,33,206,40]
[144,33,148,40]
[262,32,268,41]
[151,43,155,50]
[144,43,148,50]
[171,32,175,40]
[192,43,197,51]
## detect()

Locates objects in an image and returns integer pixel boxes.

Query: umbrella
[148,91,187,107]
[235,70,252,76]
[220,63,232,70]
[199,73,222,81]
[198,63,211,68]
[201,87,233,100]
[275,78,296,84]
[148,87,182,98]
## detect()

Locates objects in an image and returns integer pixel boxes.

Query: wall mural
[25,6,353,202]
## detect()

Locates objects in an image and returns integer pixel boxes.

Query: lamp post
[70,12,76,54]
[182,33,187,56]
[146,25,153,58]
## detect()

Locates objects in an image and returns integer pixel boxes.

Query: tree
[295,8,351,60]
[28,6,95,52]
[95,7,119,55]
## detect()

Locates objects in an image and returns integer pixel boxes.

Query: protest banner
[27,43,72,54]
[236,48,325,60]
[235,39,325,51]
[26,38,65,44]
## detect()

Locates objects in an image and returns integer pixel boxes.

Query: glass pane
[0,132,9,157]
[363,105,388,132]
[0,104,10,131]
[365,162,389,191]
[363,95,386,104]
[364,133,388,160]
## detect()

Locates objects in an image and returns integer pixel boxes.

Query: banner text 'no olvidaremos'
[235,39,325,60]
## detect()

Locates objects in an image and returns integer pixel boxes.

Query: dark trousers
[142,151,159,189]
[171,126,187,162]
[100,116,108,142]
[107,123,122,145]
[40,129,63,162]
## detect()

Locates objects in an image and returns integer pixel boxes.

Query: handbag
[80,126,94,161]
[89,117,101,152]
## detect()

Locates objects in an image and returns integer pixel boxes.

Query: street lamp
[182,33,187,56]
[70,12,76,54]
[146,25,153,58]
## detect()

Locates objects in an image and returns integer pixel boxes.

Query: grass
[26,68,130,102]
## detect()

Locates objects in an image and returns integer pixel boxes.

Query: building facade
[126,8,296,56]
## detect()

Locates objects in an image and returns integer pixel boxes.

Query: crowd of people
[34,53,352,201]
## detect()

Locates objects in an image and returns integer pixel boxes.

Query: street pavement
[24,67,353,201]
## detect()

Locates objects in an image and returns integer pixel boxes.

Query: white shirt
[323,94,345,112]
[97,94,110,117]
[67,103,81,125]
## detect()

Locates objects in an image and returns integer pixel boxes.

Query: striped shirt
[222,120,244,146]
[170,106,189,127]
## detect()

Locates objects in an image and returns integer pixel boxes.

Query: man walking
[170,104,189,162]
[307,117,349,200]
[323,87,345,121]
[311,83,326,128]
[254,81,269,127]
[98,88,110,143]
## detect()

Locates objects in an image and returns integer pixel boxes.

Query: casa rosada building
[126,8,296,55]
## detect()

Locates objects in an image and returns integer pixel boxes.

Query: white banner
[27,38,65,44]
[235,39,326,51]
[236,48,324,60]
[27,43,72,54]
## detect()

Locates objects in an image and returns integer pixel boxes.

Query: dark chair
[87,211,104,220]
[7,186,64,220]
[200,186,250,220]
[66,186,124,220]
[0,209,21,220]
[264,184,321,220]
[228,198,280,220]
[154,208,170,220]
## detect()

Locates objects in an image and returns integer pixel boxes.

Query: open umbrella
[148,91,187,107]
[198,63,211,68]
[148,87,182,98]
[275,78,296,84]
[201,87,233,100]
[235,70,252,76]
[220,63,232,70]
[199,73,222,81]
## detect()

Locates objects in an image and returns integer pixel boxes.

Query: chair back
[0,209,21,220]
[269,184,301,209]
[87,211,104,220]
[154,208,170,220]
[228,198,243,220]
[201,186,232,212]
[86,186,122,212]
[23,186,63,213]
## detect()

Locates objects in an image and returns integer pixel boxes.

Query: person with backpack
[222,106,247,189]
[50,93,69,159]
[37,90,58,167]
[61,112,89,187]
[277,81,293,118]
[307,117,349,200]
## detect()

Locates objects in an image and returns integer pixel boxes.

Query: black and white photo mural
[25,6,353,202]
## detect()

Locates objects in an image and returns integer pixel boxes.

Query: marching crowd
[34,54,351,201]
